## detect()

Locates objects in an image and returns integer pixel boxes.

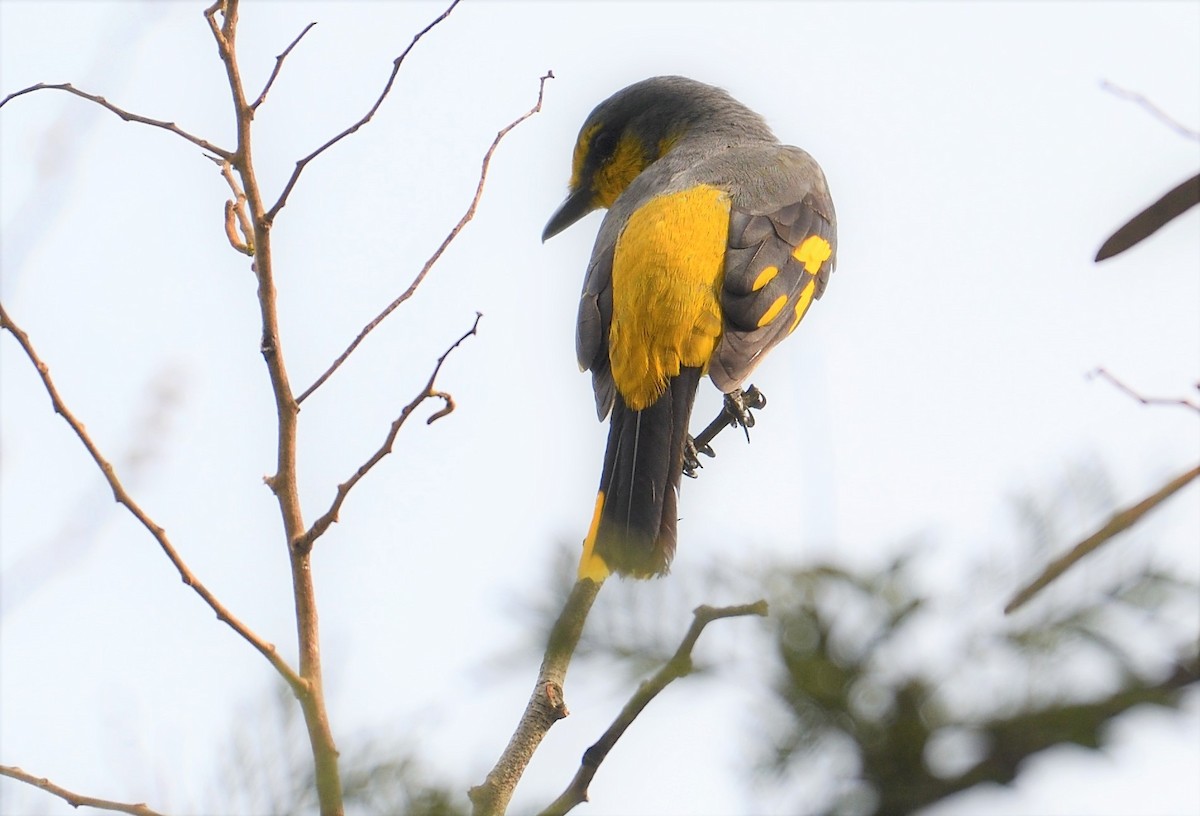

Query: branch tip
[537,598,768,816]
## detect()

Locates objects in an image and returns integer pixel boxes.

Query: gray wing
[576,235,617,420]
[710,145,837,392]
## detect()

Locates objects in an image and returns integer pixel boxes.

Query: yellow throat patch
[609,185,731,410]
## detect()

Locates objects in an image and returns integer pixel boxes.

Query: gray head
[543,76,775,240]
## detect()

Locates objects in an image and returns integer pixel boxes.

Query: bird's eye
[591,130,618,161]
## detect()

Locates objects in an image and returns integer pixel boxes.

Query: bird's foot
[683,385,767,478]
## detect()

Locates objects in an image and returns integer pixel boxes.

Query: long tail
[581,366,703,579]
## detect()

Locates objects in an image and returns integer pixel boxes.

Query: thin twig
[296,312,482,552]
[0,302,305,693]
[296,69,555,405]
[470,578,604,816]
[1005,464,1200,614]
[251,21,317,111]
[0,766,166,816]
[213,157,255,255]
[537,601,769,816]
[1088,367,1200,413]
[264,0,461,223]
[0,82,233,160]
[1101,80,1200,141]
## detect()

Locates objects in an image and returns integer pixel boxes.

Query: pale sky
[2,2,1199,815]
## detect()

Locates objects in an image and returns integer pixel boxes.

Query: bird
[543,76,837,581]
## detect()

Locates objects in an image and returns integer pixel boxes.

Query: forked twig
[296,70,554,404]
[0,302,305,694]
[0,766,166,816]
[538,601,769,816]
[296,312,482,552]
[1088,367,1200,414]
[265,0,462,222]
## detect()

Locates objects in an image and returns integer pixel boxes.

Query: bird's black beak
[542,187,597,242]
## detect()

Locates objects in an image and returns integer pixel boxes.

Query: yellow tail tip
[577,550,611,582]
[579,491,612,582]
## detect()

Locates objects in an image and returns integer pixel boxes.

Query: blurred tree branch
[1095,172,1200,262]
[1100,79,1200,142]
[1088,366,1200,413]
[0,766,165,816]
[1005,462,1200,613]
[538,601,769,816]
[761,546,1199,816]
[1095,82,1198,262]
[470,578,603,816]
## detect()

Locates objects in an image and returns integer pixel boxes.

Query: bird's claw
[683,436,716,479]
[724,385,766,441]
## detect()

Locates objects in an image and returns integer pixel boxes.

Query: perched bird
[543,76,837,580]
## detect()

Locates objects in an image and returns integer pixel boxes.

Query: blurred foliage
[761,556,1197,816]
[204,465,1197,816]
[206,683,466,816]
[555,462,1199,815]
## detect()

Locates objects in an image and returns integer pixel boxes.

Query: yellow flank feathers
[609,185,731,410]
[757,294,789,328]
[793,235,832,274]
[578,491,612,581]
[751,265,779,291]
[788,279,817,334]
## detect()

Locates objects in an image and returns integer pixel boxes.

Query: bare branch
[1101,80,1200,141]
[1006,464,1200,614]
[297,69,555,404]
[251,22,318,111]
[0,82,233,160]
[0,302,306,694]
[296,312,482,552]
[203,3,346,812]
[0,766,166,816]
[470,578,604,816]
[264,0,462,222]
[1088,367,1200,413]
[537,601,769,816]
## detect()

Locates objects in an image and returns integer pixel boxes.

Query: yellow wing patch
[609,185,731,410]
[757,294,789,328]
[793,235,832,274]
[788,279,818,334]
[751,265,779,291]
